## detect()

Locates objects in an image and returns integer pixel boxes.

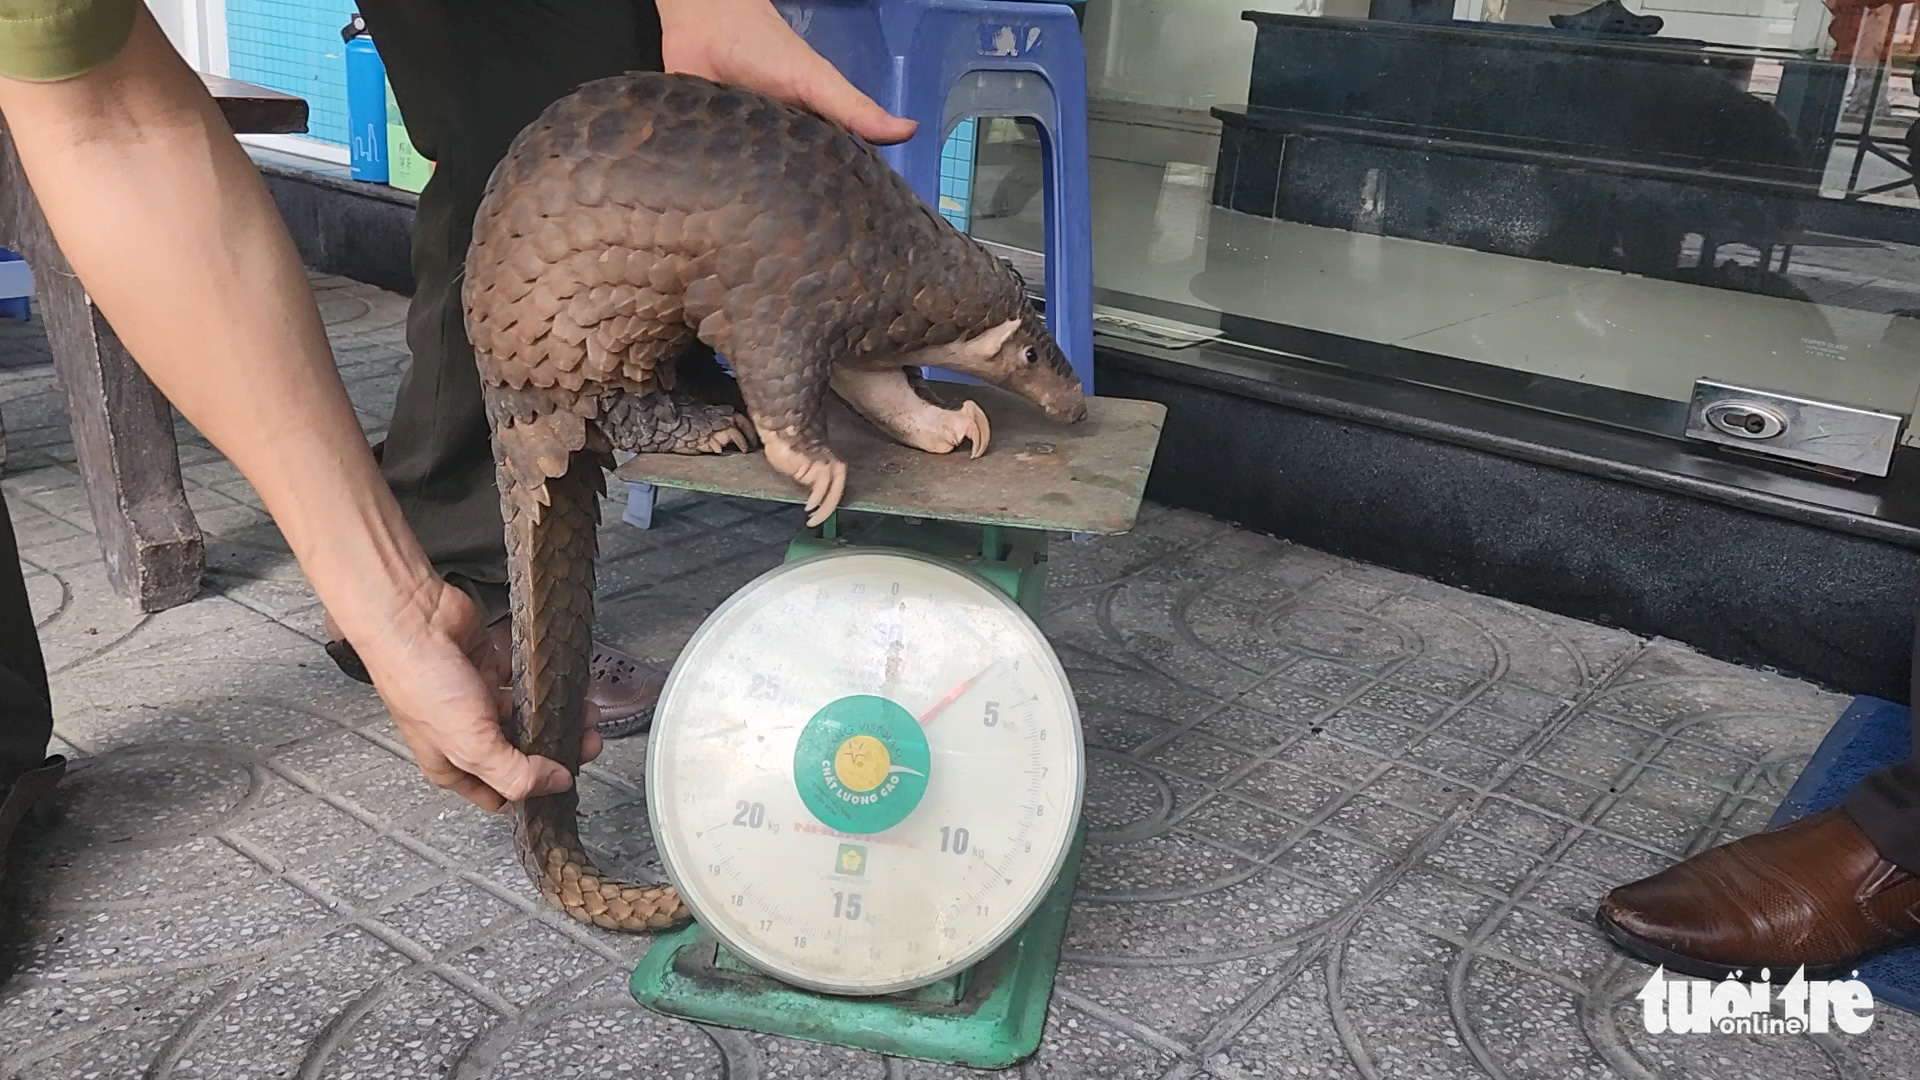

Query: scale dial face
[647,548,1084,996]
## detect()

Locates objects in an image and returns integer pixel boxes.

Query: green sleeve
[0,0,138,82]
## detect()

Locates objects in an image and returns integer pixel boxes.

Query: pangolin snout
[996,363,1086,424]
[1052,399,1089,424]
[1021,377,1087,424]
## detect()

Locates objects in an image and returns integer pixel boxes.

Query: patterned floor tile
[0,276,1904,1078]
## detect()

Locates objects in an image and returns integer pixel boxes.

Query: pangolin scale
[463,71,1087,932]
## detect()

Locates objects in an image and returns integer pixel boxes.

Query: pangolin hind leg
[488,395,687,932]
[830,367,991,459]
[600,387,758,455]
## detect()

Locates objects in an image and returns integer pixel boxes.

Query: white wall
[1081,0,1332,114]
[1082,0,1833,117]
[1583,0,1811,48]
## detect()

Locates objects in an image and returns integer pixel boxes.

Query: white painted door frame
[146,0,229,75]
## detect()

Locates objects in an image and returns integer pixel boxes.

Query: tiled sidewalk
[0,276,1914,1078]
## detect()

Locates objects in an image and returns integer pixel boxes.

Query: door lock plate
[1685,379,1903,477]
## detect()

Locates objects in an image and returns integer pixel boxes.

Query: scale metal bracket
[786,512,1051,615]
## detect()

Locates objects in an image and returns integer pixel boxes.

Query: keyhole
[1705,401,1787,440]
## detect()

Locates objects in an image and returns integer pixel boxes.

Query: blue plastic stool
[778,0,1094,392]
[937,1,1085,233]
[0,247,30,323]
[627,0,1096,530]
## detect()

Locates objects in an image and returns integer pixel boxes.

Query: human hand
[0,9,601,808]
[349,581,602,811]
[658,0,918,144]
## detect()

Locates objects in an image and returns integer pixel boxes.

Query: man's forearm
[0,10,439,642]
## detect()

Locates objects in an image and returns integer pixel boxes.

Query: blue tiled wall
[939,118,976,232]
[227,0,357,147]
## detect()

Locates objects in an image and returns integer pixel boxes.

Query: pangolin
[461,71,1088,932]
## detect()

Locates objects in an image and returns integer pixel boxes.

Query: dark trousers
[354,0,664,625]
[0,490,54,788]
[1845,620,1920,870]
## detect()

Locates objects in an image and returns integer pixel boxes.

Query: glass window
[951,0,1920,488]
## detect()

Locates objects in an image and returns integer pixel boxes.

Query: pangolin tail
[494,413,687,932]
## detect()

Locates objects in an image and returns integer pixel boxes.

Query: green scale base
[629,826,1085,1069]
[618,387,1166,1069]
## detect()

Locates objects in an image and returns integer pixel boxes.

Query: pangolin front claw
[960,399,991,459]
[762,430,848,525]
[801,457,848,526]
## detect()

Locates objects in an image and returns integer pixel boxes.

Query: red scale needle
[917,662,997,726]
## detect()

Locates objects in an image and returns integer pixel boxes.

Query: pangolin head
[941,259,1087,423]
[990,305,1087,424]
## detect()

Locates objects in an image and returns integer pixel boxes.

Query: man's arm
[0,4,584,809]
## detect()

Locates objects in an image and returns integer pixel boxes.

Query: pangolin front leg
[728,329,847,526]
[487,393,687,932]
[831,367,991,459]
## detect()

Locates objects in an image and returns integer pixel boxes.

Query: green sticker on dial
[793,695,930,834]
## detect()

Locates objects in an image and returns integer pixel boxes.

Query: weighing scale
[621,384,1165,1069]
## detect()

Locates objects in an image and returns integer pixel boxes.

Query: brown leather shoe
[1597,807,1920,981]
[585,645,667,739]
[324,615,664,739]
[481,619,663,739]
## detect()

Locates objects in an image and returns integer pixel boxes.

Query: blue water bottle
[341,14,388,183]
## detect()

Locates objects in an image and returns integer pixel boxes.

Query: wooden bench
[0,73,308,612]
